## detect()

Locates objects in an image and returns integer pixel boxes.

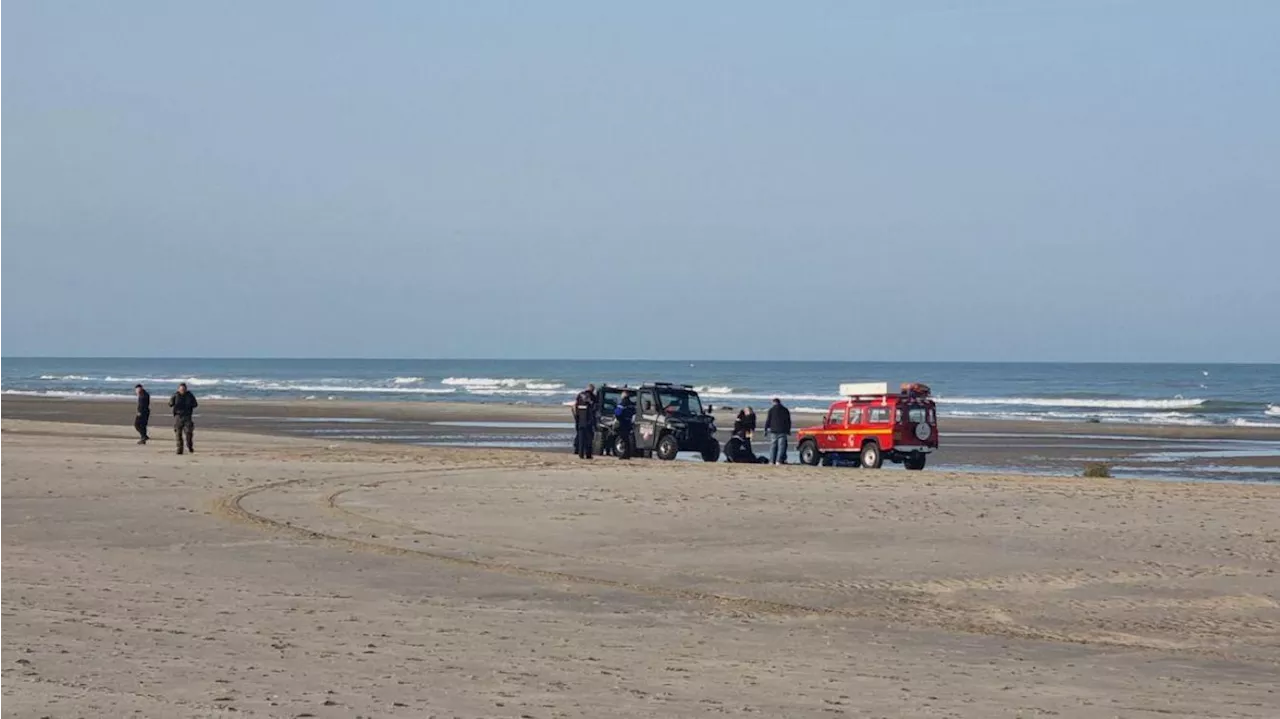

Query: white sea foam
[464,388,569,397]
[100,376,250,387]
[1231,418,1280,428]
[697,391,841,402]
[695,386,735,395]
[39,374,93,381]
[5,389,132,400]
[938,396,1207,410]
[942,409,1217,426]
[1267,404,1280,417]
[442,377,535,387]
[391,376,424,384]
[525,382,566,390]
[257,383,457,395]
[4,389,231,401]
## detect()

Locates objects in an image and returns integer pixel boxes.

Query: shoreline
[4,396,1278,482]
[6,394,1280,441]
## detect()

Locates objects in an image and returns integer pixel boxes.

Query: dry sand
[3,419,1278,718]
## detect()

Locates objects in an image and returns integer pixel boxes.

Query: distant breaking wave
[938,396,1207,410]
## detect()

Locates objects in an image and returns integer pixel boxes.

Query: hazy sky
[4,1,1278,361]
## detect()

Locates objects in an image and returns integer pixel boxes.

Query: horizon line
[3,356,1278,366]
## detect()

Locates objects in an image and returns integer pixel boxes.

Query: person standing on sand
[765,398,791,465]
[134,384,151,444]
[169,382,198,455]
[572,384,598,459]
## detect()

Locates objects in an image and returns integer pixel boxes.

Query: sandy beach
[3,416,1278,718]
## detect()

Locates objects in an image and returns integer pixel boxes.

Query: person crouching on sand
[734,407,757,453]
[169,382,199,455]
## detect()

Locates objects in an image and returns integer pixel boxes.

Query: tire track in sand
[213,463,1269,658]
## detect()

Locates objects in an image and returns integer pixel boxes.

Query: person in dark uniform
[613,391,636,459]
[169,382,199,455]
[134,384,151,444]
[572,384,598,459]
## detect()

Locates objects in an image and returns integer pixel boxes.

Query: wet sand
[5,396,1279,481]
[2,418,1279,717]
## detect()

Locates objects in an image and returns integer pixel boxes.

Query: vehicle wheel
[613,433,633,460]
[656,434,680,461]
[904,453,927,471]
[860,441,883,469]
[701,439,721,462]
[798,440,821,466]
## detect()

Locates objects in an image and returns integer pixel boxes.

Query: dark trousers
[575,425,594,458]
[175,415,195,452]
[134,412,150,440]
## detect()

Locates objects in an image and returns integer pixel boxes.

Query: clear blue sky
[3,1,1277,361]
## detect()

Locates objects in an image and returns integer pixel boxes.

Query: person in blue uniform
[613,392,636,459]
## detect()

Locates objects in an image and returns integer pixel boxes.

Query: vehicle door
[596,387,621,439]
[821,404,846,452]
[866,404,892,447]
[844,404,864,452]
[634,389,661,450]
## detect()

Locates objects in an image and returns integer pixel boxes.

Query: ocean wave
[5,389,133,400]
[942,409,1217,426]
[39,374,93,381]
[938,396,1207,410]
[526,382,566,390]
[256,383,457,395]
[694,385,735,394]
[391,376,424,384]
[1232,418,1280,428]
[1267,404,1280,417]
[698,391,841,402]
[442,377,535,387]
[4,389,231,401]
[100,376,251,387]
[464,388,571,397]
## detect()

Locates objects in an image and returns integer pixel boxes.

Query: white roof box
[840,382,890,397]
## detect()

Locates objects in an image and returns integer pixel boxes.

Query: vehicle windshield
[658,390,703,416]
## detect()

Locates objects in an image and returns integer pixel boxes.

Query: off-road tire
[701,439,721,463]
[904,453,927,471]
[798,440,821,466]
[656,434,680,461]
[613,433,633,460]
[860,441,883,470]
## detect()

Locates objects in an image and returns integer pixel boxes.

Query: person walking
[572,384,598,459]
[169,382,199,455]
[765,398,791,465]
[133,384,151,444]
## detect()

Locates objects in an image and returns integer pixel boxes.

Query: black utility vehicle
[594,383,720,461]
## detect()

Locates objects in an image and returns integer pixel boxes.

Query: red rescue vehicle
[796,382,939,470]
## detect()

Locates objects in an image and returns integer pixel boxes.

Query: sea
[4,358,1279,429]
